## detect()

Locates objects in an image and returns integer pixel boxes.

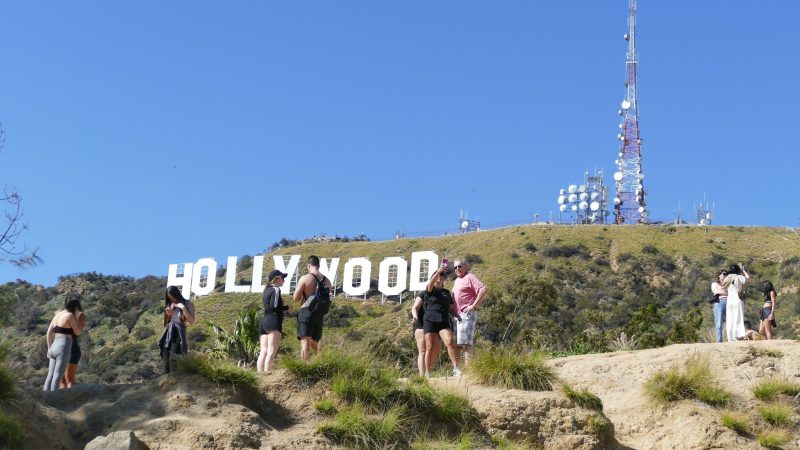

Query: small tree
[0,124,40,267]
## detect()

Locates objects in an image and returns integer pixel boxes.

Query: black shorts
[260,315,283,335]
[423,320,451,334]
[413,320,423,333]
[297,307,324,341]
[69,338,81,365]
[760,307,777,327]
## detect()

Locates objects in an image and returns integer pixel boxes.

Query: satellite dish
[638,207,646,213]
[621,100,631,110]
[568,193,578,203]
[618,135,626,142]
[557,195,566,204]
[588,213,596,221]
[613,197,622,205]
[706,212,713,220]
[559,204,567,212]
[579,201,589,210]
[618,124,623,129]
[578,185,587,193]
[613,172,623,181]
[579,192,589,201]
[461,221,469,229]
[700,219,707,225]
[624,33,629,41]
[568,184,577,194]
[571,205,578,211]
[559,188,565,195]
[619,152,623,157]
[618,110,623,115]
[590,201,600,211]
[590,192,599,200]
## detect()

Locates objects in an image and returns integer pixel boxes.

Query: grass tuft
[757,429,791,449]
[318,403,407,449]
[586,414,611,435]
[314,398,337,416]
[758,403,792,427]
[643,354,731,406]
[177,353,258,391]
[752,377,800,401]
[746,345,783,358]
[282,350,369,383]
[471,347,557,391]
[562,385,603,411]
[433,391,480,428]
[720,410,750,435]
[0,411,25,449]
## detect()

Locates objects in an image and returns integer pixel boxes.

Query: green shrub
[209,307,260,367]
[177,353,257,391]
[331,371,395,406]
[433,391,480,428]
[0,364,16,404]
[758,403,791,427]
[753,377,800,401]
[318,404,407,448]
[720,410,750,435]
[562,385,603,411]
[644,355,730,406]
[0,411,25,449]
[757,429,791,449]
[471,347,556,391]
[315,398,337,416]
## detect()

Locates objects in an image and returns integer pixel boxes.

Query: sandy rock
[85,430,146,450]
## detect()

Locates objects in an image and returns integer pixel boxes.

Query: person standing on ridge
[294,255,333,361]
[158,286,196,374]
[721,264,750,341]
[710,269,728,343]
[758,280,777,340]
[452,258,486,367]
[257,270,290,372]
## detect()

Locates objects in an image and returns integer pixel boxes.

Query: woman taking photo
[423,266,462,377]
[257,270,290,372]
[43,296,83,391]
[759,281,777,340]
[722,264,750,341]
[158,286,196,374]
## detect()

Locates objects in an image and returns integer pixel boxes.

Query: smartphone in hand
[442,258,449,268]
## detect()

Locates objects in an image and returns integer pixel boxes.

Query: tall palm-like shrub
[209,307,260,367]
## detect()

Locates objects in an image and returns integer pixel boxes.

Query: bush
[720,410,750,435]
[433,391,480,428]
[540,244,590,259]
[757,429,791,449]
[282,350,369,383]
[331,369,396,407]
[318,404,407,449]
[562,385,603,411]
[0,411,24,449]
[586,414,611,434]
[470,347,556,391]
[644,355,730,406]
[752,377,800,401]
[746,345,784,358]
[758,403,791,427]
[177,353,257,391]
[209,307,260,367]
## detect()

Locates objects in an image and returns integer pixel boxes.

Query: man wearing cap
[452,258,486,366]
[293,255,334,360]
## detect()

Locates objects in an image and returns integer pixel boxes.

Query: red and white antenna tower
[613,0,648,224]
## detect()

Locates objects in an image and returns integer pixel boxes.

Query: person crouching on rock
[158,286,196,374]
[423,266,462,377]
[257,270,290,372]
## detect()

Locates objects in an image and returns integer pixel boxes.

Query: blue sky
[1,1,798,286]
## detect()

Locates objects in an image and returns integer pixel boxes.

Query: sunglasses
[455,265,464,269]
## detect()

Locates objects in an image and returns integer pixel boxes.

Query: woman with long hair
[759,280,777,340]
[43,295,82,391]
[257,270,290,372]
[721,264,750,341]
[423,266,462,377]
[60,298,86,389]
[158,286,196,374]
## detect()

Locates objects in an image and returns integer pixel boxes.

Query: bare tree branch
[0,123,41,267]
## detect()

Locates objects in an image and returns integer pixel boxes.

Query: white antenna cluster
[556,170,609,224]
[458,210,480,233]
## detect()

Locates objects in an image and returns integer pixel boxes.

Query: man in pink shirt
[452,258,486,366]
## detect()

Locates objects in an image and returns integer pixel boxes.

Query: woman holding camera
[158,286,196,374]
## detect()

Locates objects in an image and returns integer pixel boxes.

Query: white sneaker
[424,372,431,378]
[452,368,463,377]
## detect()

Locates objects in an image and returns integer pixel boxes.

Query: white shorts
[456,311,477,345]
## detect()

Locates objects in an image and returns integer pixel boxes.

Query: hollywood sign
[167,251,440,298]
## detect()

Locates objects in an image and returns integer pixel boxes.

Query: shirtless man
[293,255,334,361]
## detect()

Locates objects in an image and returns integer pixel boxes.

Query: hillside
[7,340,800,449]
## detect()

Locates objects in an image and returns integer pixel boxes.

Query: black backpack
[307,274,332,315]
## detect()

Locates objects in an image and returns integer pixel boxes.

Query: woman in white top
[721,264,750,341]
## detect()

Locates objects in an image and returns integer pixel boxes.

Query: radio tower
[613,0,648,224]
